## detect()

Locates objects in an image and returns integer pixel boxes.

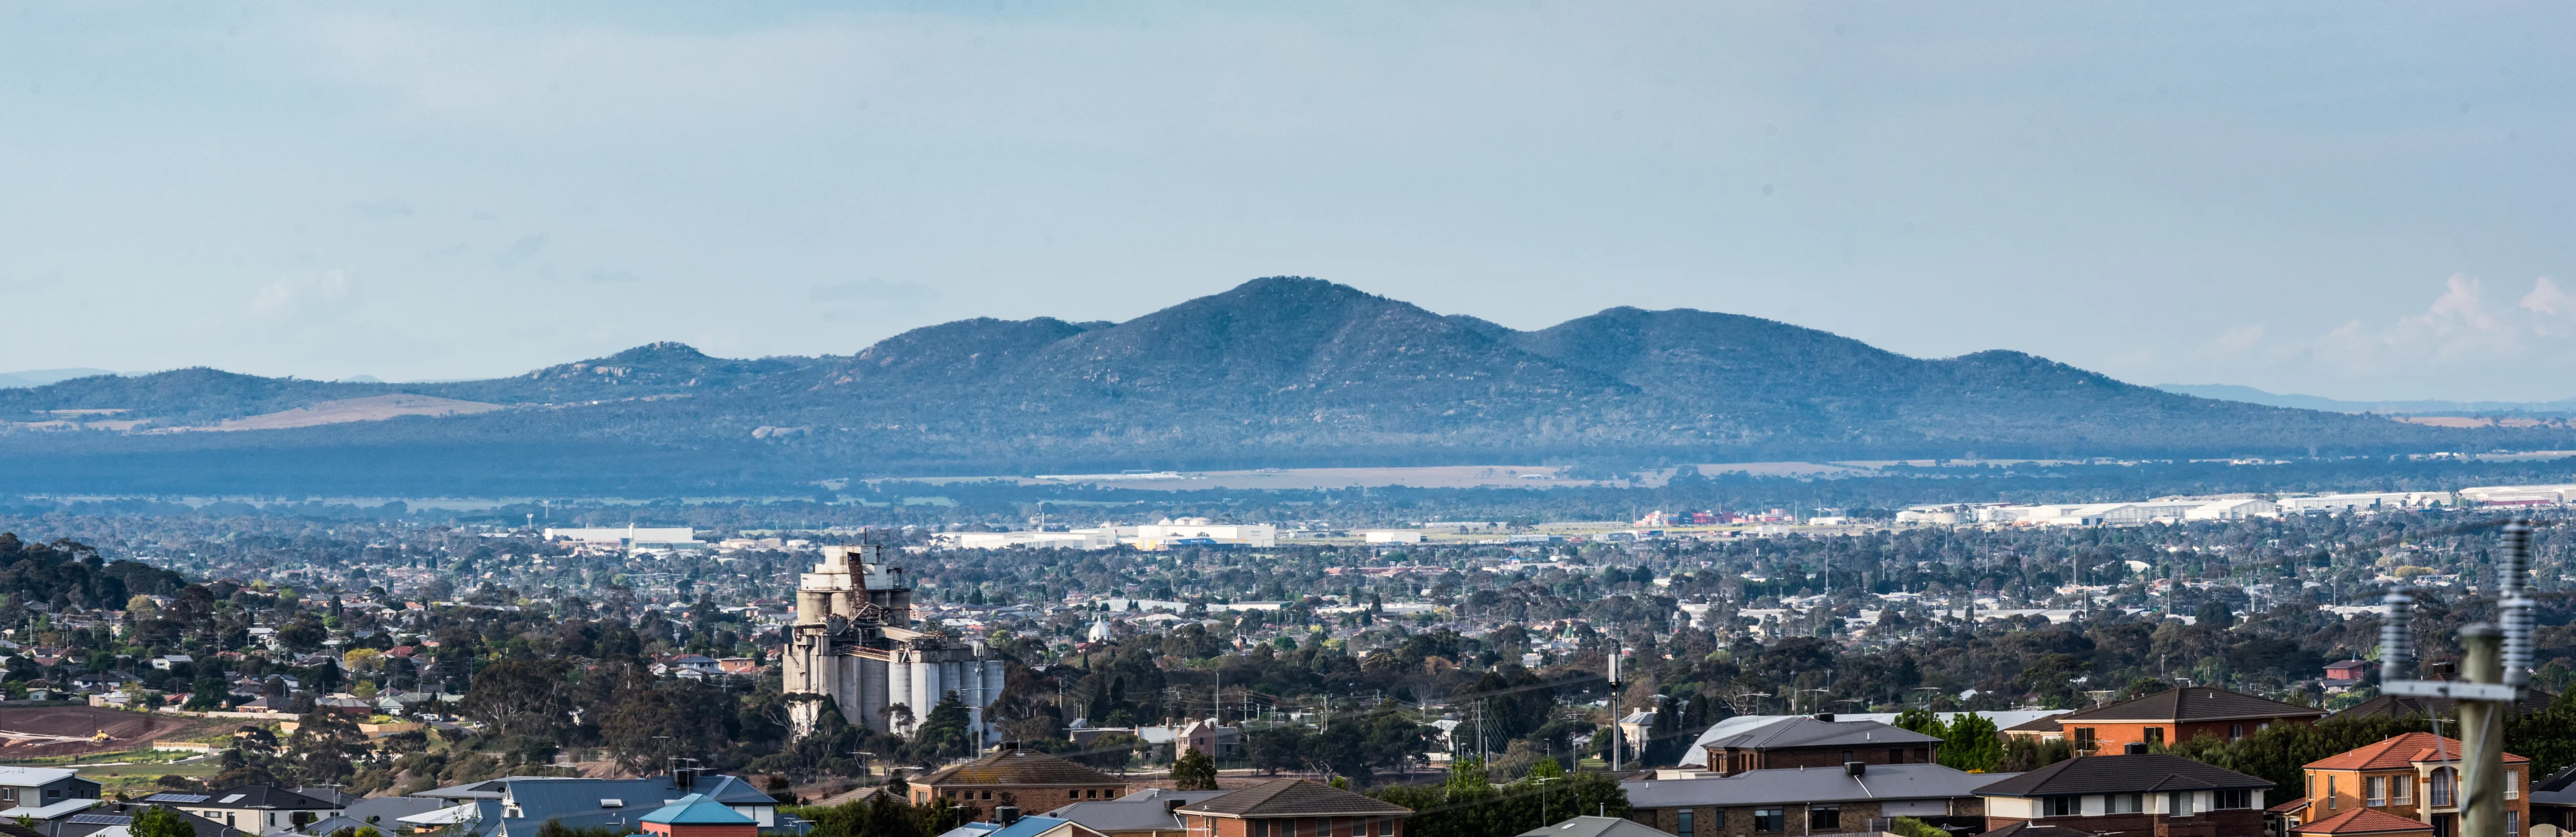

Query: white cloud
[248,270,359,324]
[2199,325,2265,356]
[2308,275,2574,369]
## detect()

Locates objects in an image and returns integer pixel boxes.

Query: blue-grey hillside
[0,277,2559,495]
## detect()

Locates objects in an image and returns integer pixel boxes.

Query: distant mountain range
[2153,383,2576,415]
[2,277,2566,496]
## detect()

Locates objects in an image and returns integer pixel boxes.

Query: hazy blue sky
[4,2,2573,399]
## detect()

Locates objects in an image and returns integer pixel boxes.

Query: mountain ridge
[2,277,2565,495]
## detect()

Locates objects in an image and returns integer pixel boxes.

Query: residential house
[0,767,101,809]
[2000,716,2069,743]
[639,793,757,837]
[149,655,195,671]
[2289,809,2436,837]
[1625,763,2004,837]
[408,773,782,837]
[966,810,1110,837]
[2322,662,2370,689]
[2330,691,2557,722]
[1517,817,1674,837]
[2278,733,2530,837]
[1973,754,2271,837]
[912,749,1132,821]
[2050,688,2324,755]
[1172,779,1412,837]
[158,786,345,834]
[18,800,237,837]
[1176,720,1243,760]
[1046,788,1234,837]
[2529,766,2576,833]
[1699,715,1943,776]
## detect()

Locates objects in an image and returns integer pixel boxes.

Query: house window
[1070,791,1081,799]
[2217,790,2253,810]
[1379,817,1397,837]
[2508,811,2519,837]
[2368,777,2387,806]
[1707,811,1725,829]
[1810,807,1839,831]
[2108,794,2143,814]
[2167,793,2195,817]
[1753,808,1784,832]
[1890,748,1906,765]
[2231,724,2245,740]
[2507,771,2520,800]
[2432,769,2457,808]
[1841,750,1854,764]
[2074,729,2097,754]
[2328,777,2339,809]
[2145,728,2165,747]
[1679,810,1695,836]
[1253,822,1269,837]
[2395,777,2413,805]
[2044,797,2080,818]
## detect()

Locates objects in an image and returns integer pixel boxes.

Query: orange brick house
[1175,779,1411,837]
[640,793,758,837]
[2275,732,2530,837]
[2052,687,2324,756]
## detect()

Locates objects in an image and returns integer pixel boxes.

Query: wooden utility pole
[2459,626,2506,837]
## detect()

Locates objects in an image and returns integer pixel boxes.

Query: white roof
[0,767,82,785]
[0,798,102,820]
[398,803,482,826]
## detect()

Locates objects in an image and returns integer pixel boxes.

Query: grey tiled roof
[1174,780,1410,818]
[1515,816,1676,837]
[1699,718,1941,751]
[1623,764,2010,809]
[1972,754,2270,797]
[1045,789,1233,832]
[2056,688,2324,724]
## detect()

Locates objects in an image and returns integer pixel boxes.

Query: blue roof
[641,794,754,826]
[986,816,1075,837]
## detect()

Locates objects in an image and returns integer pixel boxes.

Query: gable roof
[1175,780,1411,818]
[2057,688,2325,724]
[2291,809,2436,835]
[1625,765,2011,809]
[1699,718,1940,752]
[2000,716,2066,734]
[193,787,340,811]
[2305,733,2527,771]
[1044,789,1234,833]
[1515,816,1675,837]
[0,768,85,787]
[640,794,753,826]
[1974,754,2271,797]
[1972,824,2098,837]
[922,750,1128,788]
[2330,691,2558,721]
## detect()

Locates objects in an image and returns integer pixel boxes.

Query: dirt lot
[0,707,229,757]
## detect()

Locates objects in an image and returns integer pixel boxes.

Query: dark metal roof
[2055,688,2324,724]
[1624,765,2011,808]
[1174,780,1411,818]
[1972,754,2271,797]
[2330,691,2557,721]
[199,786,341,811]
[1515,816,1676,837]
[1700,718,1942,752]
[1972,823,2098,837]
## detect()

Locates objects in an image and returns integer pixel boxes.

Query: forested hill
[0,532,189,612]
[1,277,2564,495]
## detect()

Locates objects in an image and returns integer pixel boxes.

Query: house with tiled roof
[2051,687,2324,756]
[1044,788,1232,837]
[912,748,1131,822]
[1625,763,2006,837]
[2282,733,2530,837]
[1172,778,1412,837]
[1697,715,1943,776]
[2292,809,2435,837]
[1973,753,2272,837]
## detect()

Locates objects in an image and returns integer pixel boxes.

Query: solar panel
[67,815,132,825]
[144,794,210,803]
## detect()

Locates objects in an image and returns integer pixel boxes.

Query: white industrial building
[930,530,1117,550]
[540,526,702,551]
[780,546,1006,742]
[2458,484,2576,506]
[2274,491,2451,513]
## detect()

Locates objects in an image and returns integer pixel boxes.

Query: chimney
[997,807,1022,825]
[1813,713,1835,723]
